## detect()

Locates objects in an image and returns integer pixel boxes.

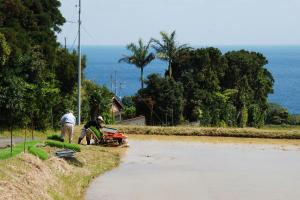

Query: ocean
[82,45,300,114]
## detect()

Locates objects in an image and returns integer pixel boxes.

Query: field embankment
[113,125,300,139]
[0,144,124,200]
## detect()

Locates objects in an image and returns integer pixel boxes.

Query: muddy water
[86,135,300,200]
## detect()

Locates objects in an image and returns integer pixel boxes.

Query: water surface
[86,135,300,200]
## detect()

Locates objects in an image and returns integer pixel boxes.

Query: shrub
[288,114,300,125]
[28,146,49,160]
[266,103,289,125]
[45,140,81,152]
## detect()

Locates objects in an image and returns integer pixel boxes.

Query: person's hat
[97,116,104,122]
[68,110,74,114]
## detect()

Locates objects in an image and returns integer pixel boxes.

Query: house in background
[111,96,145,125]
[119,116,145,126]
[111,96,124,122]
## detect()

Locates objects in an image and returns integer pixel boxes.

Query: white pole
[77,0,81,125]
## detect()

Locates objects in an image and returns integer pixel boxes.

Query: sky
[57,0,300,46]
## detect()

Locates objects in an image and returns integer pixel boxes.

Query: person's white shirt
[61,113,76,125]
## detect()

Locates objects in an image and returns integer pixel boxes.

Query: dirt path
[86,135,300,200]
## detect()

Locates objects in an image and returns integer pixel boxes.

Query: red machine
[87,127,128,146]
[101,127,128,146]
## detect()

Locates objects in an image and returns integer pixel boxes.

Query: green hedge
[28,146,49,160]
[45,140,81,152]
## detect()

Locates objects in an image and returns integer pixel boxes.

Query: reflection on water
[86,135,300,200]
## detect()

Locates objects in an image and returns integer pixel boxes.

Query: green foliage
[28,146,49,160]
[47,134,63,142]
[168,47,274,127]
[0,1,87,130]
[239,106,248,128]
[135,74,184,125]
[151,31,189,78]
[266,103,289,125]
[288,115,300,125]
[122,96,137,120]
[45,140,81,152]
[0,32,11,66]
[123,106,136,120]
[119,39,155,89]
[0,1,114,130]
[83,80,113,121]
[122,96,134,107]
[248,104,265,127]
[0,141,39,160]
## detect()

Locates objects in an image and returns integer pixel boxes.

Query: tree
[119,39,155,89]
[0,0,88,130]
[266,103,289,125]
[0,33,11,66]
[151,31,189,78]
[83,80,113,121]
[135,74,184,125]
[224,50,274,126]
[170,47,228,123]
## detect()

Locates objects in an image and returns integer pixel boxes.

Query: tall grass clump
[28,146,49,160]
[45,140,81,152]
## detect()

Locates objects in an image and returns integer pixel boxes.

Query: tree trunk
[168,61,172,78]
[141,67,144,89]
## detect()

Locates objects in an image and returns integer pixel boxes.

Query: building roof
[112,96,124,110]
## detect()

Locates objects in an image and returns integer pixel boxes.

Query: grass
[0,145,125,200]
[48,146,124,200]
[0,140,39,160]
[0,128,57,139]
[113,124,300,139]
[47,134,63,141]
[45,140,81,152]
[28,146,49,160]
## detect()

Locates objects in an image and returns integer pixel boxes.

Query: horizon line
[65,44,300,47]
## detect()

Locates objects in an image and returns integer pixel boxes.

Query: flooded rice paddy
[86,135,300,200]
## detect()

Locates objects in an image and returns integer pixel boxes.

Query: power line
[70,32,78,50]
[82,25,95,41]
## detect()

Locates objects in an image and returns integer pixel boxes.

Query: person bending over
[78,116,104,145]
[60,110,76,143]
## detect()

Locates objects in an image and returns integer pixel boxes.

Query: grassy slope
[0,145,124,200]
[113,125,300,139]
[0,126,125,200]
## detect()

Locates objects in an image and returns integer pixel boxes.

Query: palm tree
[119,39,155,89]
[151,31,189,78]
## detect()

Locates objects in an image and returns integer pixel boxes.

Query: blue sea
[82,45,300,114]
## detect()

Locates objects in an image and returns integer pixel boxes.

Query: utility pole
[114,71,117,96]
[77,0,81,125]
[64,37,67,50]
[110,74,113,92]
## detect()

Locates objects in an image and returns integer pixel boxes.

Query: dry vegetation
[0,142,125,200]
[113,125,300,139]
